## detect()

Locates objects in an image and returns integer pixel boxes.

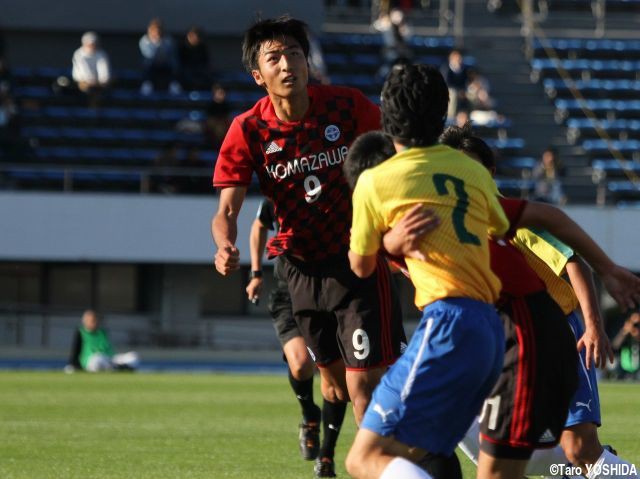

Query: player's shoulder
[231,95,272,126]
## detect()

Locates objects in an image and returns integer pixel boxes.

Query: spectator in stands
[0,82,18,150]
[178,26,211,91]
[203,83,231,149]
[373,8,413,79]
[65,310,139,373]
[0,57,11,96]
[153,142,180,193]
[610,312,640,380]
[466,68,494,111]
[72,32,111,107]
[139,18,181,95]
[533,147,566,204]
[306,27,330,85]
[443,49,470,119]
[455,109,470,128]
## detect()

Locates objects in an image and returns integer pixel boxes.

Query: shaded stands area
[530,37,640,205]
[0,32,527,197]
[2,66,237,195]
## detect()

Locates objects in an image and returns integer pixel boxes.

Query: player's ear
[251,69,265,88]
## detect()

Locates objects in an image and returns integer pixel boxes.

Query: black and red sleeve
[213,118,254,188]
[499,197,528,239]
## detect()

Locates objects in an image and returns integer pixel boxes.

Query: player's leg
[346,428,432,479]
[111,351,140,370]
[347,298,505,479]
[269,257,322,460]
[85,353,112,372]
[345,367,386,425]
[475,451,528,479]
[334,255,407,424]
[555,312,639,478]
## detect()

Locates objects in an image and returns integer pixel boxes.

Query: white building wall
[1,192,639,269]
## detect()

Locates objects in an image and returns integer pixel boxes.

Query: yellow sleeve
[349,170,385,256]
[486,178,509,237]
[515,229,574,276]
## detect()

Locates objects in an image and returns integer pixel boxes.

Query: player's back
[352,144,508,308]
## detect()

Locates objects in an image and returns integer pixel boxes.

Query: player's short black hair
[380,63,449,148]
[439,122,496,171]
[343,131,396,189]
[242,15,310,73]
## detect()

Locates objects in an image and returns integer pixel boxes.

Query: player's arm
[516,201,640,311]
[246,217,268,303]
[382,204,440,260]
[566,256,615,369]
[212,186,246,276]
[349,171,384,278]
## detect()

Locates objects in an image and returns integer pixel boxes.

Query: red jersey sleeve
[213,118,254,188]
[353,89,381,134]
[499,197,528,239]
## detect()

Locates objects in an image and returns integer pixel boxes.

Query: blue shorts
[565,311,601,427]
[360,297,505,455]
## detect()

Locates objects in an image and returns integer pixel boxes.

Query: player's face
[252,36,308,99]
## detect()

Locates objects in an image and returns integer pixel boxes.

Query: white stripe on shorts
[401,317,434,402]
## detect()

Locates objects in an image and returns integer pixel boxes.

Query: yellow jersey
[350,144,509,309]
[512,228,579,315]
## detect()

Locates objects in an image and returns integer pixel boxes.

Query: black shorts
[479,290,578,459]
[268,256,302,347]
[279,253,406,370]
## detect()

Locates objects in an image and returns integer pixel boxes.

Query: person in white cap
[72,31,111,95]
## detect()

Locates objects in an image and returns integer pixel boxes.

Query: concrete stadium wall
[1,191,640,270]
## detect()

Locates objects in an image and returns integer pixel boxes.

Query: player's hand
[246,277,263,304]
[383,204,440,261]
[577,324,615,370]
[214,244,240,275]
[599,264,640,312]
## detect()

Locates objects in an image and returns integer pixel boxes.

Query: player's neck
[270,92,310,122]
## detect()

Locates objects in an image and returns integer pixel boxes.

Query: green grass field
[0,372,638,478]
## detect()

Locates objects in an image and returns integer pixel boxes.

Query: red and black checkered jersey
[491,197,545,297]
[213,84,381,260]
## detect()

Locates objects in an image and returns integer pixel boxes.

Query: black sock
[417,451,462,479]
[319,400,347,460]
[288,370,320,422]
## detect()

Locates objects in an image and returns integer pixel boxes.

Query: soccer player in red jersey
[211,16,405,477]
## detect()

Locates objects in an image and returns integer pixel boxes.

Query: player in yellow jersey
[433,124,640,479]
[511,231,640,479]
[344,64,513,479]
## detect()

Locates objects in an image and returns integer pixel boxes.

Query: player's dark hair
[439,122,496,171]
[242,15,310,73]
[343,131,396,189]
[380,63,449,147]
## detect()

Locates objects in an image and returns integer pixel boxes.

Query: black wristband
[250,270,263,279]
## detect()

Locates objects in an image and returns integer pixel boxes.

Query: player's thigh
[347,427,427,478]
[318,359,348,402]
[333,257,406,370]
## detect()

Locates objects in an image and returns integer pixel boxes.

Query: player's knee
[561,426,601,465]
[288,359,314,381]
[321,382,348,403]
[563,438,602,466]
[345,445,367,479]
